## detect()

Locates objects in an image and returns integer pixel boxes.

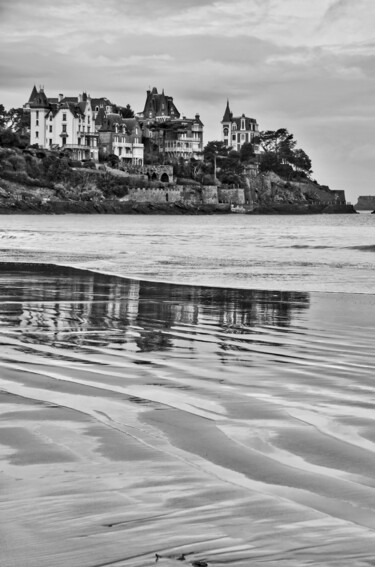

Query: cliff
[354,195,375,211]
[244,169,355,214]
[0,146,355,214]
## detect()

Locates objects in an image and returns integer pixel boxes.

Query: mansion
[221,100,259,152]
[138,87,204,160]
[24,85,204,163]
[25,86,144,164]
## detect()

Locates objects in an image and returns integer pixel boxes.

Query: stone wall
[128,187,183,203]
[201,186,218,204]
[218,188,245,205]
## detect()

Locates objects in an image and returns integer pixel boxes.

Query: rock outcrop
[0,146,355,214]
[243,170,354,214]
[354,195,375,210]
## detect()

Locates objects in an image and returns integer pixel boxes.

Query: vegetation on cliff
[0,108,351,213]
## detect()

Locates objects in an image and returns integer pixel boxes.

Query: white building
[24,86,144,164]
[221,100,259,152]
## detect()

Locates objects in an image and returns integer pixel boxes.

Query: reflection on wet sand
[0,263,374,567]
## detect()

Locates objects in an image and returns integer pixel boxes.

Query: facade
[221,100,259,152]
[96,113,144,165]
[24,87,144,164]
[138,87,204,161]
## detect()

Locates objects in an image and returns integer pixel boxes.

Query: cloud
[0,0,374,201]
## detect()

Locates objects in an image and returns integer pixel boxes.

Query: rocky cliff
[354,195,375,211]
[0,146,355,214]
[243,170,354,214]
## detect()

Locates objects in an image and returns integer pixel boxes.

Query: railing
[64,144,91,150]
[78,131,99,137]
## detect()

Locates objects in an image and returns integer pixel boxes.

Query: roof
[91,97,111,110]
[222,100,232,122]
[60,96,78,103]
[28,85,38,103]
[29,88,49,108]
[232,115,258,128]
[141,87,180,120]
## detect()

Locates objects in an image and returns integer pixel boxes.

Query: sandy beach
[1,263,375,566]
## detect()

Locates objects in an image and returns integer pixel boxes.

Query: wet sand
[0,263,375,566]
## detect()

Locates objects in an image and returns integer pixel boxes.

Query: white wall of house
[30,108,48,146]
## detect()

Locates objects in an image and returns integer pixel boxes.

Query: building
[221,100,259,152]
[24,86,144,164]
[138,87,204,161]
[97,113,144,165]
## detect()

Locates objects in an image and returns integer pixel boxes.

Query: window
[62,137,66,146]
[232,123,236,130]
[241,134,245,141]
[62,113,67,121]
[241,119,245,130]
[78,138,81,145]
[35,132,39,138]
[36,111,39,119]
[62,124,67,133]
[223,127,228,136]
[36,119,39,126]
[88,126,90,133]
[49,125,52,132]
[232,134,236,141]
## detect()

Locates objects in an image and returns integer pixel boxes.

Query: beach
[1,262,375,566]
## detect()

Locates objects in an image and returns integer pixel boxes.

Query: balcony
[78,130,98,137]
[64,144,91,150]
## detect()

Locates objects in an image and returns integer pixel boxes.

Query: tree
[239,141,255,162]
[0,104,7,129]
[254,128,295,162]
[7,107,30,133]
[107,153,119,168]
[121,104,134,118]
[290,148,312,174]
[255,128,312,177]
[203,141,229,163]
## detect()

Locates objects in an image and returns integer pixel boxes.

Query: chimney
[58,93,64,102]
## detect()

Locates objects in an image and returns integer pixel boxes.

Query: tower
[28,87,49,147]
[221,99,232,146]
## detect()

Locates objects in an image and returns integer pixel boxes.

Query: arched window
[223,127,229,136]
[232,123,237,131]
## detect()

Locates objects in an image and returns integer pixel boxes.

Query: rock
[354,195,375,210]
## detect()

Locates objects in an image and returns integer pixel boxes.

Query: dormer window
[232,123,237,131]
[241,119,245,130]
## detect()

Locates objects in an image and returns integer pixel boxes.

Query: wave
[349,244,375,252]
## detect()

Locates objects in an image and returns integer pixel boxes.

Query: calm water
[0,213,374,293]
[0,215,374,566]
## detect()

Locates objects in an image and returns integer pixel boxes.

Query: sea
[0,213,374,567]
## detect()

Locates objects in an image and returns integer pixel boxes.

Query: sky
[0,0,374,202]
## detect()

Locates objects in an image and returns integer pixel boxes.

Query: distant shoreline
[0,200,356,215]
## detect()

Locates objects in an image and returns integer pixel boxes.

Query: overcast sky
[1,0,374,202]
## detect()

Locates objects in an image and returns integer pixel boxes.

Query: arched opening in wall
[160,173,169,183]
[151,172,158,181]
